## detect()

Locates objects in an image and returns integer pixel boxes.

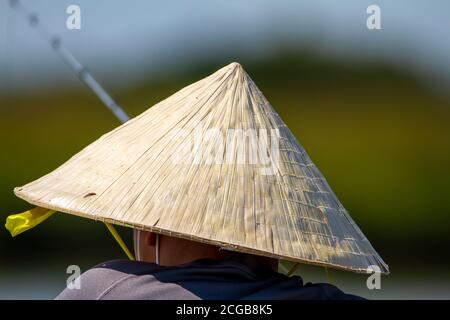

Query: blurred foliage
[1,51,450,271]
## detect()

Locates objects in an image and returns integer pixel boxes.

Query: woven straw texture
[15,62,388,274]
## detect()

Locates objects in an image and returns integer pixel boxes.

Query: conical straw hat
[14,62,388,274]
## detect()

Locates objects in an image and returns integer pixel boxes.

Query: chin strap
[155,234,160,265]
[105,223,135,260]
[133,229,160,265]
[133,229,141,261]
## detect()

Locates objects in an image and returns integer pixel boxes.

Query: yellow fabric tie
[105,222,135,260]
[5,207,55,237]
[5,206,135,261]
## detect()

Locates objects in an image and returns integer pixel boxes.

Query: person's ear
[144,232,157,246]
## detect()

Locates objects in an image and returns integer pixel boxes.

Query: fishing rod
[7,0,135,260]
[8,0,130,123]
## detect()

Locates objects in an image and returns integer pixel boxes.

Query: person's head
[133,230,229,266]
[133,230,278,269]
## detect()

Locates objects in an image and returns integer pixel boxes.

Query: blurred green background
[1,0,450,299]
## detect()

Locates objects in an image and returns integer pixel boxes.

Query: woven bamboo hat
[14,62,388,274]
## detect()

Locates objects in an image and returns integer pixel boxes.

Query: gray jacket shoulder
[55,260,199,300]
[56,261,133,300]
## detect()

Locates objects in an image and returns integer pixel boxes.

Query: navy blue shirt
[56,254,363,300]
